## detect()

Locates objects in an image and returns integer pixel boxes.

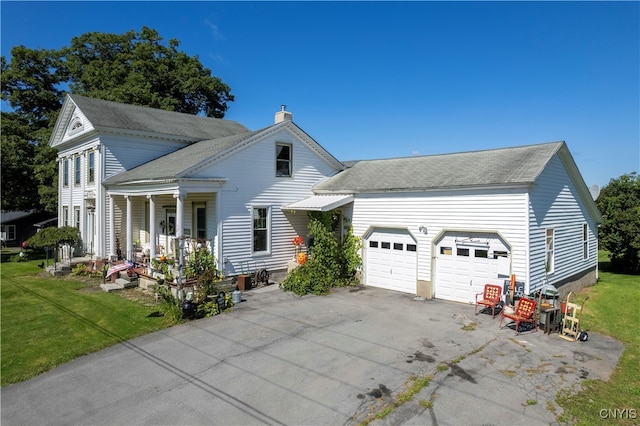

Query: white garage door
[434,234,510,304]
[365,229,417,293]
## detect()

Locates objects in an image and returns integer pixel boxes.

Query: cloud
[204,19,224,41]
[412,150,421,156]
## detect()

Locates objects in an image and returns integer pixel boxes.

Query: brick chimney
[275,105,292,124]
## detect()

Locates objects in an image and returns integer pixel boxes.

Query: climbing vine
[280,211,362,296]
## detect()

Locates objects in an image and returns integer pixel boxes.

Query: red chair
[475,284,502,318]
[500,297,538,335]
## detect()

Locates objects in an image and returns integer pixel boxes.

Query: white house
[51,95,601,302]
[50,95,344,276]
[302,142,603,303]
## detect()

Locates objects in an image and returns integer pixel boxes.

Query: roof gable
[50,94,250,148]
[105,121,345,186]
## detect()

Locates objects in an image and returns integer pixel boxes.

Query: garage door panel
[366,229,416,293]
[435,234,510,304]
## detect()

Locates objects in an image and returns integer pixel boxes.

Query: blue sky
[2,1,638,187]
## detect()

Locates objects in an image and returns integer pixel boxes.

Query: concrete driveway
[1,284,623,425]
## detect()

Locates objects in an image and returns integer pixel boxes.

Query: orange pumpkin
[297,252,308,265]
[159,255,167,262]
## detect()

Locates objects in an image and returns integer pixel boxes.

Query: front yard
[1,254,168,386]
[1,250,638,425]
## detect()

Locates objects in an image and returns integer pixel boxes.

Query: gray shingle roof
[105,129,264,184]
[70,94,249,140]
[313,141,565,193]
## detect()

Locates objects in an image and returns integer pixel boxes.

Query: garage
[434,233,510,304]
[365,228,417,293]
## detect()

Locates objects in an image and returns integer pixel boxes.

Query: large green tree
[596,172,640,273]
[1,27,234,214]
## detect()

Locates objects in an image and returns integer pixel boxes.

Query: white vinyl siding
[529,154,599,289]
[350,188,529,292]
[211,128,340,276]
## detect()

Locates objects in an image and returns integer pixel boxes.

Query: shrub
[71,263,92,276]
[280,213,362,296]
[153,285,183,325]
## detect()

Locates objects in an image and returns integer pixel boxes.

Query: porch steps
[100,273,138,292]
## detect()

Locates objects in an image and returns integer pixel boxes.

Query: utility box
[237,274,252,291]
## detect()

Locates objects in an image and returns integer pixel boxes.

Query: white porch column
[175,192,185,254]
[175,192,185,301]
[126,195,132,260]
[148,195,156,259]
[108,194,116,259]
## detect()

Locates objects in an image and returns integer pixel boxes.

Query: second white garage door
[434,233,510,304]
[365,229,417,294]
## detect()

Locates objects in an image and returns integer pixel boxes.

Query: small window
[63,206,69,227]
[406,244,417,252]
[195,205,206,240]
[381,242,391,249]
[457,248,470,257]
[545,228,555,273]
[63,159,69,187]
[582,224,588,260]
[276,143,292,177]
[474,249,488,258]
[74,206,81,229]
[393,243,403,250]
[369,241,378,248]
[493,251,508,259]
[440,247,452,255]
[87,151,95,183]
[2,225,16,241]
[74,156,81,185]
[252,207,269,252]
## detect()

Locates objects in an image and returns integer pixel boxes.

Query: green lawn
[555,252,640,425]
[1,257,167,386]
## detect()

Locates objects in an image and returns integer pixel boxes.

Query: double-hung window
[74,207,81,229]
[63,159,69,187]
[276,143,292,177]
[88,151,95,183]
[545,228,554,273]
[74,156,81,185]
[252,207,269,253]
[583,224,589,260]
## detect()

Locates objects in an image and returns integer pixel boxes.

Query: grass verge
[555,252,640,425]
[1,258,167,386]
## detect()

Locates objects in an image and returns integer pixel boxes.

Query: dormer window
[276,143,292,177]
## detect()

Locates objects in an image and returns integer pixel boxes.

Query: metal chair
[475,284,502,318]
[500,297,538,335]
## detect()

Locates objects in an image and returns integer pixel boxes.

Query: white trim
[282,195,353,212]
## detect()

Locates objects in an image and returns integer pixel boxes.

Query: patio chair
[500,297,538,335]
[475,284,502,318]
